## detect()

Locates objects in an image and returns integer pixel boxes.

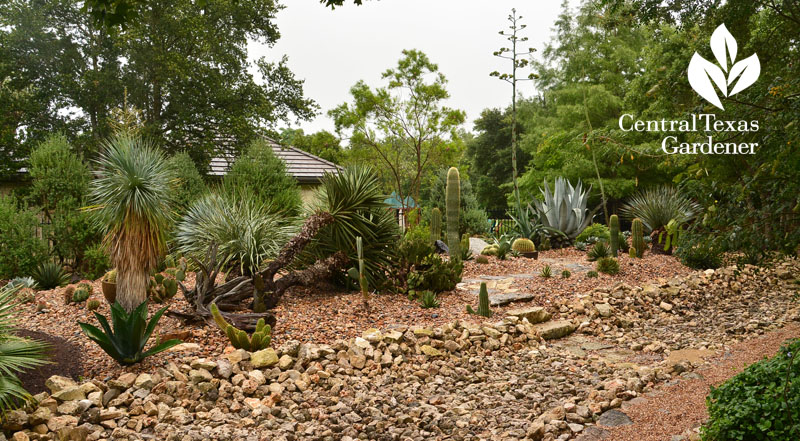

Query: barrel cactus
[446,167,461,259]
[72,288,90,303]
[631,218,645,258]
[86,299,101,311]
[609,214,620,257]
[511,238,536,253]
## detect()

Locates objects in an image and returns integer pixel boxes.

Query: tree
[0,0,316,165]
[280,128,345,164]
[89,134,174,312]
[330,49,466,213]
[165,151,207,216]
[490,8,537,216]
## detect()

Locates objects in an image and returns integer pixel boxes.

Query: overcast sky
[249,0,579,134]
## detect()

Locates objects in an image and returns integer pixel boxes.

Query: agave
[78,301,181,365]
[532,178,595,240]
[418,290,440,309]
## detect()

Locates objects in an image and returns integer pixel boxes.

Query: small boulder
[250,348,279,368]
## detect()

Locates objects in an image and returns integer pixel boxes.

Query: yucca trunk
[109,215,162,312]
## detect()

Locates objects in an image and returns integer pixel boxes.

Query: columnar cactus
[467,282,493,317]
[446,167,461,259]
[609,214,620,257]
[430,208,442,244]
[632,218,645,258]
[211,303,272,351]
[348,236,369,309]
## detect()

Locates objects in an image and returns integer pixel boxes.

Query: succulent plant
[460,233,473,261]
[561,270,571,279]
[511,238,536,253]
[596,257,620,275]
[632,218,645,258]
[418,290,440,309]
[430,208,441,244]
[103,269,117,284]
[609,215,620,257]
[532,177,594,240]
[629,247,637,258]
[63,286,76,305]
[77,282,93,295]
[16,287,36,304]
[211,303,271,351]
[347,236,370,309]
[148,258,187,304]
[446,167,461,259]
[466,282,492,317]
[587,241,611,262]
[32,262,70,290]
[72,288,90,303]
[86,299,101,311]
[587,270,599,278]
[540,265,552,278]
[481,245,499,256]
[475,255,489,264]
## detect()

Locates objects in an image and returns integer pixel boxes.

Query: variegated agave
[532,178,594,240]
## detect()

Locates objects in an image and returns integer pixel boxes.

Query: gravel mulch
[13,248,691,380]
[606,323,800,441]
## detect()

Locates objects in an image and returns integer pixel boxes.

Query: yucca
[88,134,174,312]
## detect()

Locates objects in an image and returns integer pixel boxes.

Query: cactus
[629,247,637,258]
[587,270,599,278]
[596,257,620,275]
[77,282,93,295]
[86,299,101,311]
[211,303,272,351]
[149,258,187,303]
[72,288,90,303]
[539,237,551,251]
[446,167,461,259]
[460,233,473,261]
[481,245,499,256]
[104,269,117,283]
[631,218,645,258]
[63,285,76,304]
[475,255,489,264]
[511,238,536,253]
[609,214,620,257]
[466,282,492,317]
[430,208,441,243]
[561,270,571,279]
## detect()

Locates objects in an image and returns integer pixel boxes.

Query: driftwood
[169,212,350,331]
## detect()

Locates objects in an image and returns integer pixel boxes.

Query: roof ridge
[267,137,342,170]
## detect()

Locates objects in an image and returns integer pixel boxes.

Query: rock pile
[2,261,797,441]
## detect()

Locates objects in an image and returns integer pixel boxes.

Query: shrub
[407,254,463,294]
[587,241,611,261]
[596,257,620,275]
[165,151,207,215]
[222,139,302,216]
[82,243,110,280]
[0,196,48,279]
[701,339,800,441]
[576,223,610,243]
[676,237,723,270]
[48,200,102,270]
[32,262,70,290]
[424,168,489,236]
[78,301,181,365]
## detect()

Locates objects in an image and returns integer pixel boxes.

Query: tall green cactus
[467,282,492,317]
[211,303,272,351]
[631,218,645,258]
[446,167,461,259]
[430,208,441,243]
[609,214,620,257]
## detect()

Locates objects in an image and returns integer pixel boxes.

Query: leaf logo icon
[687,24,760,110]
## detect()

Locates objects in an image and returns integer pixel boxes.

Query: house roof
[209,138,341,184]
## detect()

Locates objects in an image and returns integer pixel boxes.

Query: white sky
[249,0,579,134]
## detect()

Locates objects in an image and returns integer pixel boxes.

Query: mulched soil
[13,248,692,380]
[606,323,800,441]
[13,329,84,395]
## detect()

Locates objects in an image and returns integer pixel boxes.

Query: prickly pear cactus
[211,303,272,351]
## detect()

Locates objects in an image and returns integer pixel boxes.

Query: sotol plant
[446,167,461,259]
[466,282,492,317]
[211,303,272,351]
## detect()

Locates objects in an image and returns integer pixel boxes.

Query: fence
[485,210,513,237]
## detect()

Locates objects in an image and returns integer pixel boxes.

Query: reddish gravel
[14,248,691,380]
[606,323,800,441]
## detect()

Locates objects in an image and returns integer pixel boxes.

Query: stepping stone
[479,275,509,280]
[506,307,551,324]
[575,426,609,441]
[533,320,577,340]
[581,341,614,351]
[508,273,536,279]
[488,292,537,307]
[597,409,633,427]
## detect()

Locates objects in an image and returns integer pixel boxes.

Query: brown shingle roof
[209,138,341,184]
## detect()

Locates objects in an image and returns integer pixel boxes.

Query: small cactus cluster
[430,208,441,244]
[65,283,93,304]
[475,255,489,264]
[466,282,492,317]
[631,218,645,258]
[149,258,187,303]
[86,299,101,311]
[609,214,620,257]
[211,303,272,351]
[511,238,535,253]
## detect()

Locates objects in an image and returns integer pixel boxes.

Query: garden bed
[14,248,691,380]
